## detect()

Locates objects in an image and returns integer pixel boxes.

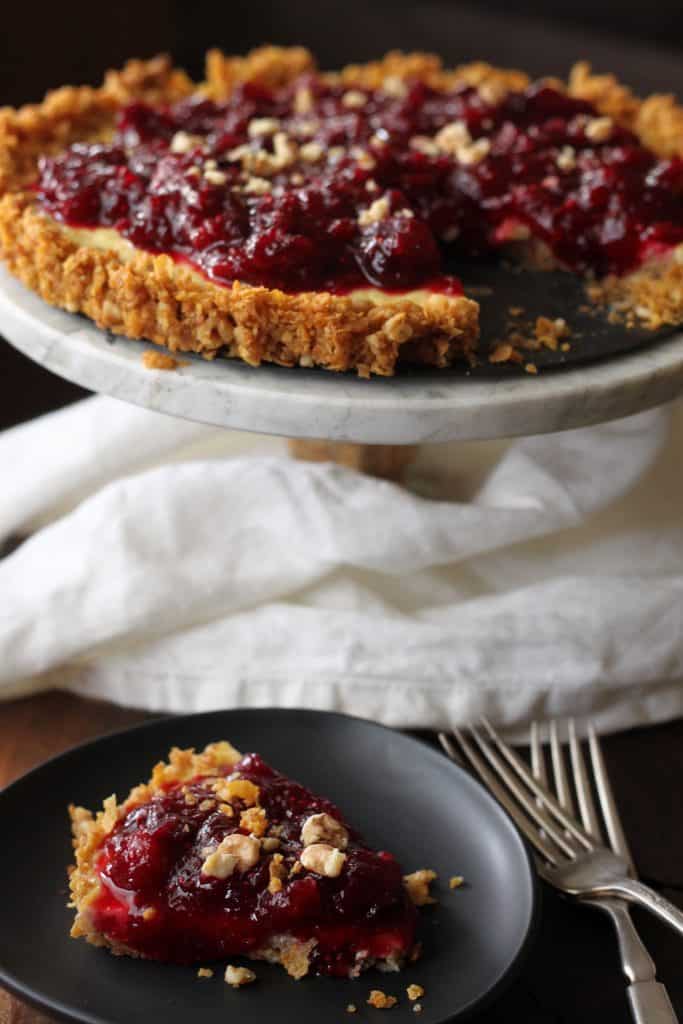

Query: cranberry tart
[1,48,682,376]
[68,741,432,979]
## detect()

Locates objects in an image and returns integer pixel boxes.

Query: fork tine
[530,722,547,787]
[549,721,576,816]
[469,724,578,859]
[441,730,560,864]
[588,724,636,875]
[480,718,593,850]
[568,719,602,840]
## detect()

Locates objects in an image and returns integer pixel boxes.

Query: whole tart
[1,47,682,376]
[68,741,433,979]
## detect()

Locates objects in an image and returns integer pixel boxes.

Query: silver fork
[440,719,682,1024]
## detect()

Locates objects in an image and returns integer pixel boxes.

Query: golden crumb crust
[1,46,682,371]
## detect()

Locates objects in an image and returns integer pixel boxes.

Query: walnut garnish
[197,967,213,978]
[556,145,576,172]
[342,89,367,109]
[449,875,464,890]
[300,141,324,163]
[367,990,398,1009]
[225,964,257,988]
[204,168,228,186]
[434,121,490,165]
[248,117,281,138]
[201,834,260,878]
[170,131,202,154]
[300,812,349,850]
[406,984,424,1001]
[243,176,272,195]
[300,843,346,878]
[381,76,407,99]
[358,196,391,227]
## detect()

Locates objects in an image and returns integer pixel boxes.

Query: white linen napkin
[1,394,682,736]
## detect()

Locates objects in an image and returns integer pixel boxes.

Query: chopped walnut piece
[403,869,437,907]
[410,135,439,156]
[243,176,272,195]
[289,859,303,877]
[300,843,347,878]
[197,966,213,978]
[204,168,228,185]
[170,131,202,154]
[556,145,577,171]
[358,196,390,227]
[407,984,424,1001]
[342,89,367,108]
[300,141,324,163]
[449,875,464,890]
[198,798,215,812]
[225,964,257,988]
[261,836,280,852]
[347,1004,358,1014]
[382,75,408,99]
[300,812,349,850]
[524,362,538,374]
[218,802,234,817]
[201,833,260,878]
[142,907,157,921]
[367,990,398,1009]
[248,117,281,137]
[434,120,471,155]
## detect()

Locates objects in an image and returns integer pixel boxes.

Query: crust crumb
[141,350,186,371]
[225,964,257,988]
[368,990,398,1009]
[404,869,437,907]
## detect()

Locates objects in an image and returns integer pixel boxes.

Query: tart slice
[68,742,430,979]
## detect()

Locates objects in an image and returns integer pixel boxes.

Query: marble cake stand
[3,265,683,475]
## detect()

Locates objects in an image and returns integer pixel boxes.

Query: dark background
[1,0,683,428]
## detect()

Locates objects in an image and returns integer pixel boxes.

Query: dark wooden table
[1,691,683,1024]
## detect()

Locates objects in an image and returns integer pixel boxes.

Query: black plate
[0,709,537,1023]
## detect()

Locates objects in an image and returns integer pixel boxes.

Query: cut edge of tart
[68,741,433,980]
[1,48,683,377]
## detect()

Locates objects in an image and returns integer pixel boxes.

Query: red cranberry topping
[92,753,417,973]
[36,76,683,292]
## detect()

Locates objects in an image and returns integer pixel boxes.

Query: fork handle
[598,901,679,1024]
[589,878,683,939]
[628,982,679,1024]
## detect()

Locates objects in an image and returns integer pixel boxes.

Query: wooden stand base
[288,439,418,481]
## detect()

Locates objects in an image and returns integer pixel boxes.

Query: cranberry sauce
[92,753,417,972]
[36,76,683,292]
